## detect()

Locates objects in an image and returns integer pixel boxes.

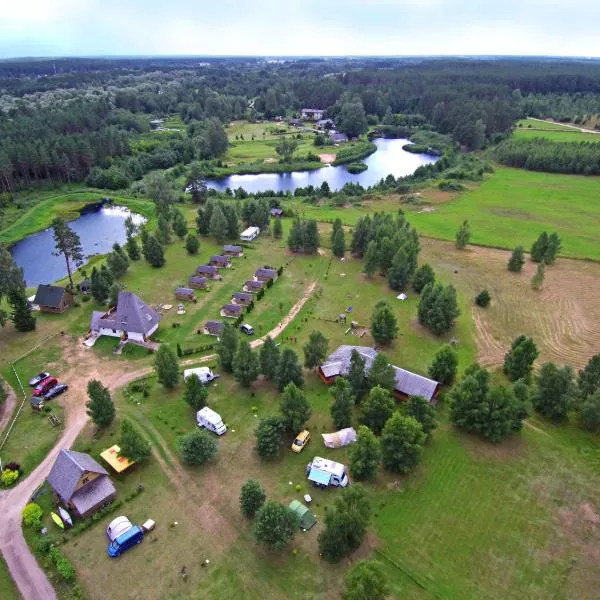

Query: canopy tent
[289,500,317,531]
[321,427,357,449]
[307,468,331,486]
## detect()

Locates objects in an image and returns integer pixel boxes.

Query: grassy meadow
[514,118,600,143]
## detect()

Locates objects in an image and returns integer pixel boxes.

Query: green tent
[289,500,317,531]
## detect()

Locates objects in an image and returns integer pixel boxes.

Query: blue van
[107,525,144,557]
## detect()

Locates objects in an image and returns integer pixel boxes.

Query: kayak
[57,506,73,527]
[50,512,64,529]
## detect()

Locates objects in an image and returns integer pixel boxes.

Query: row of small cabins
[203,267,278,336]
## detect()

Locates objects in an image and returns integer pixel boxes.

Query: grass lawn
[0,556,20,600]
[514,118,600,143]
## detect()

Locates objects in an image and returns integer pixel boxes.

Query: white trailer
[183,367,219,385]
[196,406,227,435]
[240,226,260,241]
[305,456,349,488]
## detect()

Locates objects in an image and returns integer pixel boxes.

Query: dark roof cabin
[270,208,283,217]
[175,287,196,301]
[33,285,74,314]
[209,255,232,268]
[243,279,265,293]
[188,276,208,289]
[319,345,440,402]
[255,268,277,282]
[203,320,224,336]
[47,449,116,518]
[221,303,243,318]
[196,265,221,280]
[223,245,243,257]
[232,292,253,306]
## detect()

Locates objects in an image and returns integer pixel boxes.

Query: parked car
[291,430,311,453]
[32,376,58,397]
[44,383,68,400]
[107,524,144,558]
[239,323,254,335]
[29,371,50,386]
[183,367,219,385]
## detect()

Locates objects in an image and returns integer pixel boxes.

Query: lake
[206,138,438,194]
[11,205,146,288]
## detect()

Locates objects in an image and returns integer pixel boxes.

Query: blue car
[107,525,144,557]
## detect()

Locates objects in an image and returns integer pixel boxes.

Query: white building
[240,226,260,241]
[300,108,324,120]
[88,291,161,343]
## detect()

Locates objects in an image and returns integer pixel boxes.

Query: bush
[56,556,76,581]
[22,503,43,528]
[346,162,368,174]
[240,479,266,518]
[1,468,19,487]
[35,536,53,553]
[475,289,491,307]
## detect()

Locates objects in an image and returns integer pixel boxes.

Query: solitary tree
[475,289,491,307]
[119,419,151,462]
[240,479,266,518]
[124,215,140,261]
[254,501,298,550]
[52,217,83,289]
[531,262,545,290]
[507,246,525,272]
[332,228,346,258]
[330,377,355,429]
[276,348,304,391]
[178,429,217,465]
[272,217,283,239]
[348,349,369,402]
[455,220,471,249]
[259,336,280,380]
[154,344,179,389]
[360,386,395,435]
[86,379,115,427]
[368,353,396,391]
[255,416,284,458]
[381,413,426,474]
[280,382,312,433]
[318,485,371,562]
[402,395,437,439]
[143,234,165,268]
[185,233,199,255]
[275,138,299,162]
[503,335,539,382]
[233,341,259,387]
[578,354,600,399]
[533,362,575,421]
[370,301,399,345]
[303,330,329,369]
[412,263,435,293]
[171,209,188,239]
[428,345,458,386]
[106,243,129,279]
[343,560,389,600]
[183,374,208,410]
[218,323,239,372]
[349,425,382,480]
[9,287,36,331]
[418,282,460,335]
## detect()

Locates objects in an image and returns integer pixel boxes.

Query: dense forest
[2,57,600,192]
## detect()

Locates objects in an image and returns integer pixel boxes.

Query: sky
[1,0,600,59]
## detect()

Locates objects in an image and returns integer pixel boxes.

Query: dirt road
[0,281,317,600]
[0,382,17,439]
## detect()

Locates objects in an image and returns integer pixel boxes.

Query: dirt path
[0,381,17,437]
[0,281,317,600]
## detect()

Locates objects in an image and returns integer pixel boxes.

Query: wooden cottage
[232,292,253,306]
[33,285,74,314]
[203,320,224,336]
[270,207,283,217]
[188,276,209,290]
[196,265,221,280]
[209,255,232,268]
[223,244,243,257]
[243,279,265,293]
[221,303,243,318]
[175,287,196,301]
[255,268,277,283]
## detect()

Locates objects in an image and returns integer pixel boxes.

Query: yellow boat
[50,512,65,529]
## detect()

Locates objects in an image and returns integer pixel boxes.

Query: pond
[206,138,438,194]
[11,204,146,288]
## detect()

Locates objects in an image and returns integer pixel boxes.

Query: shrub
[56,556,76,581]
[475,289,491,307]
[22,503,43,528]
[1,468,19,487]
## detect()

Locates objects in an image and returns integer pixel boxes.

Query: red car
[33,376,58,397]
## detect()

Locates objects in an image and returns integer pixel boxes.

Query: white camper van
[305,456,349,488]
[196,406,227,436]
[184,367,219,385]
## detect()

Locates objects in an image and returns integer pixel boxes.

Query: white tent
[396,293,408,300]
[321,427,357,449]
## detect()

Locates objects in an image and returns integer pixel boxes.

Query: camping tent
[289,500,317,531]
[321,427,357,449]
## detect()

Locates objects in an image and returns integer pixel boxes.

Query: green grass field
[514,118,600,143]
[0,556,20,600]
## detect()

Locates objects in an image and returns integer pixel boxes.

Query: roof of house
[175,287,195,295]
[115,291,160,335]
[223,245,242,253]
[302,108,323,113]
[233,292,253,301]
[329,132,349,143]
[210,255,230,263]
[317,118,334,126]
[197,265,219,274]
[245,279,264,289]
[33,285,69,308]
[205,320,224,333]
[188,276,208,286]
[100,445,135,473]
[70,476,116,516]
[320,345,439,401]
[223,303,242,313]
[255,268,277,279]
[47,449,109,502]
[270,207,283,216]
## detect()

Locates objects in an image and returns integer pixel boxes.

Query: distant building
[232,292,253,306]
[301,108,325,120]
[270,207,283,217]
[254,268,277,282]
[188,276,209,290]
[175,287,196,301]
[33,285,74,314]
[196,265,221,280]
[221,303,243,318]
[328,131,349,144]
[288,118,302,127]
[203,320,224,336]
[209,255,232,269]
[243,280,265,293]
[316,118,334,130]
[319,345,440,402]
[223,244,243,257]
